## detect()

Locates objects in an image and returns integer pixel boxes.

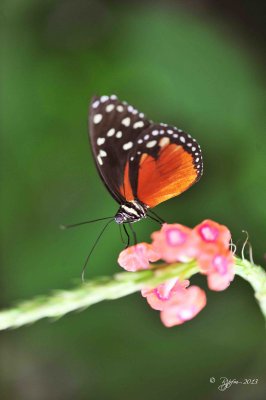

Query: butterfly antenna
[81,219,114,282]
[60,216,113,230]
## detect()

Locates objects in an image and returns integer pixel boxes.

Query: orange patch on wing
[119,161,134,201]
[137,144,197,207]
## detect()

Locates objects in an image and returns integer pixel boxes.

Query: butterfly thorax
[115,200,148,224]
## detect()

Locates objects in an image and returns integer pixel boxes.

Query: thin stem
[0,257,265,331]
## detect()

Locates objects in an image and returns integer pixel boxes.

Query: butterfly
[62,95,203,279]
[89,95,203,225]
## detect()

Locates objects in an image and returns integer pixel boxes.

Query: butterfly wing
[120,124,203,208]
[88,95,151,203]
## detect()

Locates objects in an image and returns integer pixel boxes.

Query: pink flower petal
[151,223,196,263]
[193,219,231,248]
[160,286,206,327]
[141,278,190,311]
[118,243,160,272]
[208,253,235,291]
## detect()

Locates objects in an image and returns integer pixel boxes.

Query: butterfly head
[115,201,148,224]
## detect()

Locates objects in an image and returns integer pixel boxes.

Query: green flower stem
[0,257,265,331]
[234,257,266,319]
[0,261,198,331]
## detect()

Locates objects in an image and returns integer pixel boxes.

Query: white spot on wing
[180,136,185,143]
[116,131,122,138]
[122,117,131,127]
[133,121,144,129]
[159,137,170,147]
[146,140,157,148]
[99,150,107,157]
[97,137,105,146]
[93,114,102,124]
[100,95,109,103]
[123,141,133,150]
[152,130,159,136]
[97,150,107,165]
[117,105,124,112]
[106,104,115,112]
[107,128,115,137]
[144,134,149,140]
[92,100,100,109]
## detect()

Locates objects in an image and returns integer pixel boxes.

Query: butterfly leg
[128,222,137,246]
[149,209,165,224]
[119,224,126,245]
[147,214,162,226]
[122,224,130,249]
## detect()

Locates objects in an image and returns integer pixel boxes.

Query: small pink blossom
[160,286,207,327]
[192,219,231,251]
[141,278,189,311]
[118,243,160,272]
[196,245,235,291]
[207,252,235,291]
[151,223,196,263]
[191,220,235,291]
[117,218,235,327]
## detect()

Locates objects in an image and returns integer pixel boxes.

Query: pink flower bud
[118,243,160,272]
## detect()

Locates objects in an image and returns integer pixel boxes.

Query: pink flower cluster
[118,220,235,327]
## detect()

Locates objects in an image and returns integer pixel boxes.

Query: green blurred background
[1,1,266,399]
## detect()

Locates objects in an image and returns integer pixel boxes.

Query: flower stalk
[0,257,265,331]
[234,257,266,318]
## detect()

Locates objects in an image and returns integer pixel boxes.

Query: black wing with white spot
[88,95,151,203]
